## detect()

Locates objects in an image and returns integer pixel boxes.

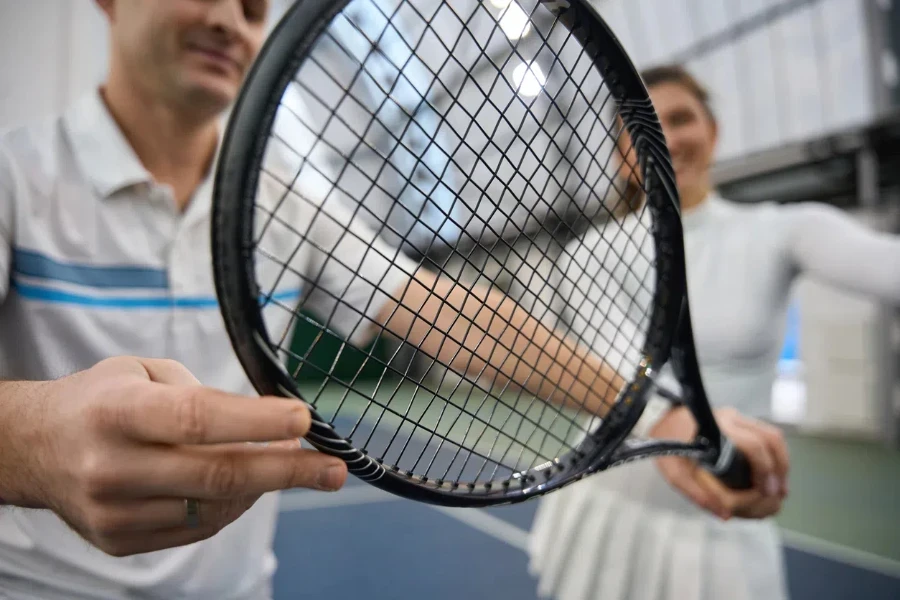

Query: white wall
[0,0,108,130]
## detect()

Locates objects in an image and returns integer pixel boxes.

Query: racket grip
[715,444,754,490]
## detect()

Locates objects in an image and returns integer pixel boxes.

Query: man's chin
[179,83,237,118]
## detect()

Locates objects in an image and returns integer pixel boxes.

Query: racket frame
[212,0,746,508]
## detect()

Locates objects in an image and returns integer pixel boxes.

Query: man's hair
[640,63,716,123]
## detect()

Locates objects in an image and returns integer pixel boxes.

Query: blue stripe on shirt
[12,281,301,310]
[13,248,169,289]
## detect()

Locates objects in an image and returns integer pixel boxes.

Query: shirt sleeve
[262,90,419,348]
[0,145,14,302]
[303,197,419,347]
[779,202,900,303]
[550,266,571,337]
[557,215,653,384]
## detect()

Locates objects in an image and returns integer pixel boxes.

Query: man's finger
[96,520,226,557]
[112,443,347,499]
[138,358,203,387]
[83,495,260,533]
[115,385,312,445]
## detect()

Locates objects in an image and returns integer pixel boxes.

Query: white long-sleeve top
[555,192,900,419]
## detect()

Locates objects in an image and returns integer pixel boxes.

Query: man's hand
[0,356,347,556]
[651,406,789,521]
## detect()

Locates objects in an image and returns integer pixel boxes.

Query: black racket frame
[212,0,752,508]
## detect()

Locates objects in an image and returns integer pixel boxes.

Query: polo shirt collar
[64,89,153,198]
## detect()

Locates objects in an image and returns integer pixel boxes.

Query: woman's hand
[651,406,789,521]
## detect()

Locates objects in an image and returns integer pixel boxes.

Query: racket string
[255,143,626,425]
[301,6,621,253]
[253,192,608,464]
[252,0,660,488]
[276,319,575,464]
[255,195,606,433]
[257,253,596,453]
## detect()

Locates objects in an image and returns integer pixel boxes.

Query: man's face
[100,0,269,114]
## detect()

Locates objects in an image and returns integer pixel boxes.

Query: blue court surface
[267,386,900,599]
[271,480,900,600]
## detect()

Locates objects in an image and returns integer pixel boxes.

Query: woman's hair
[639,63,716,123]
[608,64,715,217]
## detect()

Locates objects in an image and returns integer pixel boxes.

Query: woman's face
[648,81,718,207]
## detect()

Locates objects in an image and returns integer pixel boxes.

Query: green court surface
[775,433,900,562]
[297,379,592,490]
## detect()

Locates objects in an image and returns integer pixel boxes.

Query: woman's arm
[377,268,625,417]
[374,222,643,419]
[781,202,900,302]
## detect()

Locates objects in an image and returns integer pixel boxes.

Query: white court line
[429,506,530,552]
[278,489,900,579]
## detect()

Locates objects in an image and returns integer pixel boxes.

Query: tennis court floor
[269,387,900,600]
[271,478,900,600]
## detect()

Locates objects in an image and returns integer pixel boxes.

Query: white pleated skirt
[527,459,790,600]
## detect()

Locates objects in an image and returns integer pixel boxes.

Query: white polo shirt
[0,90,415,599]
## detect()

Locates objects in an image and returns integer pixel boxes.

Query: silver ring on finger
[185,498,201,529]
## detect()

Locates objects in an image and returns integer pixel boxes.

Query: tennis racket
[211,0,752,507]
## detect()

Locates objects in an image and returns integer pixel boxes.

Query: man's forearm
[378,271,624,416]
[0,380,49,508]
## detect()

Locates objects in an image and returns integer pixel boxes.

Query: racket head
[213,0,725,506]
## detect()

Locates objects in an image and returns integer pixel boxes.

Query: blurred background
[1,0,898,598]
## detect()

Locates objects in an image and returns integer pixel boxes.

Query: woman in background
[527,64,900,600]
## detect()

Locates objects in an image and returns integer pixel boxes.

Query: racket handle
[709,439,754,490]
